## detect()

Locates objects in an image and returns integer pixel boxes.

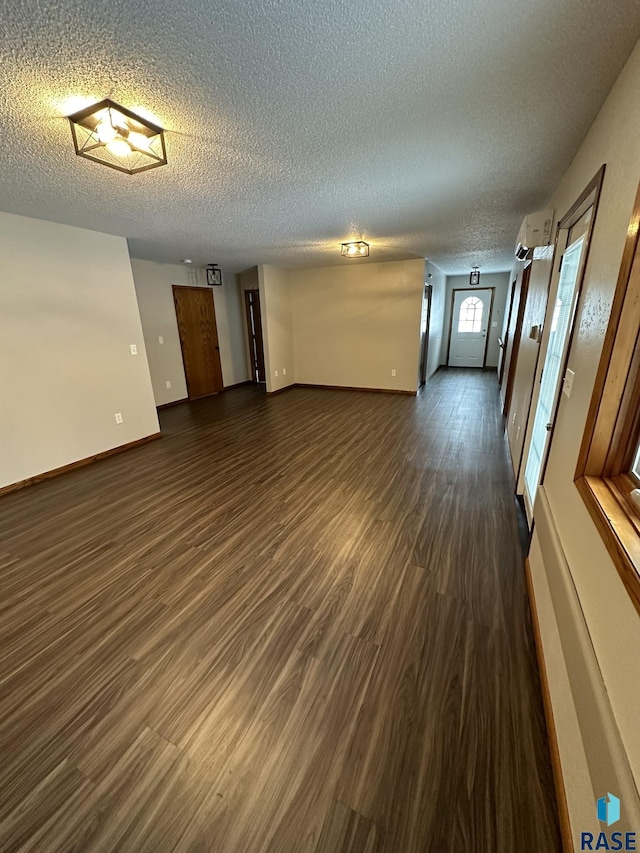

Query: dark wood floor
[0,369,560,852]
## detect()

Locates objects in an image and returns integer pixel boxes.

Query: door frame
[243,288,266,383]
[502,264,532,417]
[419,283,433,387]
[446,287,495,368]
[498,278,517,387]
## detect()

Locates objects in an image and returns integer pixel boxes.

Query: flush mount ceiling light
[341,240,369,258]
[469,265,480,285]
[67,99,167,175]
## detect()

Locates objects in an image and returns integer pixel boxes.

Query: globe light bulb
[96,120,117,143]
[106,138,131,157]
[128,131,150,150]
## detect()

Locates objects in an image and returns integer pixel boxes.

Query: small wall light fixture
[341,240,369,258]
[67,98,167,175]
[469,265,480,286]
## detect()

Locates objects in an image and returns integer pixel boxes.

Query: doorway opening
[498,278,517,388]
[418,283,432,387]
[502,265,532,417]
[244,289,266,384]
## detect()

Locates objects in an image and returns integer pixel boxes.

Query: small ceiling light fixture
[206,264,222,286]
[67,98,167,175]
[470,265,481,286]
[181,258,193,264]
[341,240,369,258]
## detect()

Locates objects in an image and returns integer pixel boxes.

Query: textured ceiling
[1,0,639,275]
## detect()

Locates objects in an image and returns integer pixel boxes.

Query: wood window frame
[575,179,640,616]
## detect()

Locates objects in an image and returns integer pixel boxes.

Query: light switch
[562,368,575,398]
[158,336,164,345]
[130,344,138,355]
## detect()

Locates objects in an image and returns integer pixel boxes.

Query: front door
[172,285,224,399]
[448,288,493,367]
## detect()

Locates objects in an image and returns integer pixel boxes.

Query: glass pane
[524,235,585,504]
[458,297,482,333]
[632,441,640,481]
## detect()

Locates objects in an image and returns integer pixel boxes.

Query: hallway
[0,370,560,851]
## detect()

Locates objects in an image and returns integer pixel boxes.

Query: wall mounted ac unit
[515,210,555,259]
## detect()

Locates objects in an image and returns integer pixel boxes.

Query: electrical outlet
[274,370,279,377]
[115,413,123,424]
[282,368,287,376]
[130,344,138,356]
[391,369,397,377]
[166,380,171,389]
[158,335,164,345]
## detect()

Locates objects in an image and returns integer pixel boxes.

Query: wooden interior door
[172,285,224,399]
[244,289,266,383]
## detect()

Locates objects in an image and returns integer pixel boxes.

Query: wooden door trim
[244,288,266,383]
[498,279,517,388]
[419,284,432,387]
[502,265,532,417]
[244,290,256,382]
[446,287,495,368]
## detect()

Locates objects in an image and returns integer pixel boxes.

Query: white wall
[132,260,248,406]
[0,212,159,489]
[207,270,248,389]
[523,37,640,831]
[290,259,425,393]
[258,265,295,393]
[425,260,446,380]
[440,272,510,367]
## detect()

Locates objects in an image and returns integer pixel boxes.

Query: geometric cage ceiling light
[67,99,167,175]
[341,240,369,258]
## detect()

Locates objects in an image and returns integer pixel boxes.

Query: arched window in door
[458,296,483,333]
